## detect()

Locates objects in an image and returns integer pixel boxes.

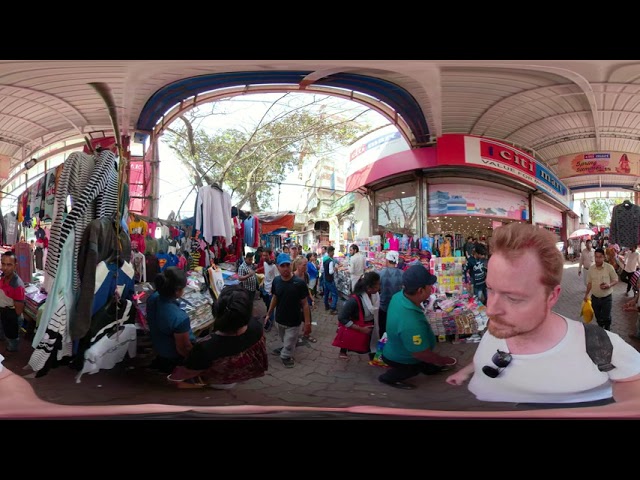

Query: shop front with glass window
[343,133,572,294]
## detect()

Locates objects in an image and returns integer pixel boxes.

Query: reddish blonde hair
[490,223,564,293]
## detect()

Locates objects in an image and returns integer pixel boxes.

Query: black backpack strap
[583,322,615,372]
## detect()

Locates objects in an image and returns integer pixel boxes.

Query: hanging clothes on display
[73,216,131,341]
[0,206,5,245]
[29,231,77,376]
[610,199,640,248]
[75,321,136,383]
[194,184,233,244]
[128,214,148,254]
[3,211,18,245]
[42,168,58,222]
[31,150,119,377]
[44,149,119,294]
[34,242,44,270]
[13,241,33,285]
[30,175,45,220]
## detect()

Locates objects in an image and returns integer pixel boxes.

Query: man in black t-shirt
[466,243,488,303]
[264,253,311,368]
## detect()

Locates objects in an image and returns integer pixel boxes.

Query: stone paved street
[3,259,638,413]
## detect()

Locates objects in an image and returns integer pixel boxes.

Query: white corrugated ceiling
[1,59,639,193]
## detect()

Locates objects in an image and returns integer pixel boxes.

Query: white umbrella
[569,228,595,239]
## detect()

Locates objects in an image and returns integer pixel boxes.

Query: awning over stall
[259,211,296,234]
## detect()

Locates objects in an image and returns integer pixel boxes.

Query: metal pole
[150,135,160,218]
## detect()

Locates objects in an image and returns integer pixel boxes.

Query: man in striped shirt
[237,252,258,311]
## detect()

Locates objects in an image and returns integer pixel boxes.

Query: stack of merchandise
[218,261,237,273]
[423,293,489,342]
[430,256,467,294]
[24,285,47,324]
[368,250,432,272]
[180,289,214,333]
[355,235,382,257]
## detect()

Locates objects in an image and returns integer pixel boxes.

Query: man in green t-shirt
[380,265,457,390]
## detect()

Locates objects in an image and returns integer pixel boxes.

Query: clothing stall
[27,149,130,378]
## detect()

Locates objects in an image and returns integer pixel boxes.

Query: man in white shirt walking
[578,239,595,287]
[622,245,640,296]
[259,248,278,331]
[347,244,365,292]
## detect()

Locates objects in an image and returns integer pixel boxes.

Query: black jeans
[378,309,388,338]
[379,355,443,383]
[0,307,19,340]
[591,294,612,330]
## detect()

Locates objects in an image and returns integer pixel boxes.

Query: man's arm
[237,266,255,281]
[611,374,640,404]
[445,362,475,386]
[608,266,619,288]
[13,300,24,316]
[265,295,278,323]
[584,270,593,301]
[412,349,456,366]
[301,298,311,336]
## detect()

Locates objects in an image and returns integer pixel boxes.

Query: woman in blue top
[306,252,319,297]
[147,267,195,373]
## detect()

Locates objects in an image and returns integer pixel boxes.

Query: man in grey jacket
[378,250,403,337]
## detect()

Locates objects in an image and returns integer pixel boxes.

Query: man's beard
[487,316,519,339]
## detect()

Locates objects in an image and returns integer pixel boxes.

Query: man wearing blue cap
[264,253,312,368]
[379,264,457,390]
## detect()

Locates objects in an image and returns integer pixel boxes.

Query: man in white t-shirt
[259,248,278,331]
[578,239,595,287]
[446,222,640,409]
[623,245,640,296]
[347,244,365,291]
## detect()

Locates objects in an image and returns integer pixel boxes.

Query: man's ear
[548,284,562,309]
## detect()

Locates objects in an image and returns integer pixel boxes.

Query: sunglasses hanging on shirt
[482,349,512,378]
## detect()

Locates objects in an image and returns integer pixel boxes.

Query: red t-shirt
[0,274,25,305]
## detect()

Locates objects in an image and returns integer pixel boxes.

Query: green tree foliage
[588,198,623,225]
[163,93,383,213]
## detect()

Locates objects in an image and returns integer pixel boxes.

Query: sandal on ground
[304,335,318,343]
[339,352,349,360]
[167,374,205,389]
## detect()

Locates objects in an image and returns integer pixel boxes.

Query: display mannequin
[439,237,452,258]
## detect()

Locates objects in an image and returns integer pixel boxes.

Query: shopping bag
[580,299,594,324]
[332,324,371,353]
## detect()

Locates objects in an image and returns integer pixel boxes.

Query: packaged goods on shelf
[424,293,488,342]
[430,256,468,295]
[134,280,214,334]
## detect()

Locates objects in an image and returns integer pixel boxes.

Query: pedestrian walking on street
[264,253,312,368]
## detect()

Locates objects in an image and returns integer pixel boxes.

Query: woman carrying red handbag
[332,271,380,360]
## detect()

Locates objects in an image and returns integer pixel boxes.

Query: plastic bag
[580,299,594,324]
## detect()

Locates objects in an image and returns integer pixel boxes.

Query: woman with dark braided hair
[168,284,268,389]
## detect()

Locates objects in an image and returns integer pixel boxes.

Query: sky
[157,138,302,220]
[155,93,386,221]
